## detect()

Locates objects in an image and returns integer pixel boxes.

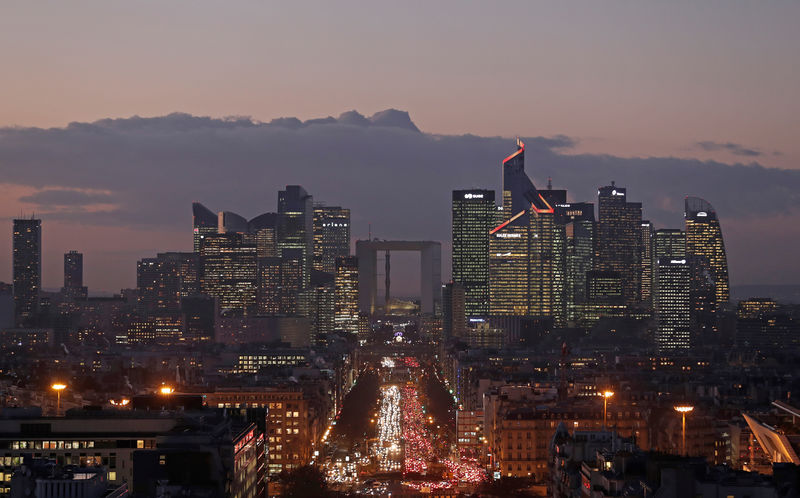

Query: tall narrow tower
[13,218,41,328]
[452,189,495,316]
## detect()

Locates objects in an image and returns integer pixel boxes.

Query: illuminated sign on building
[495,233,521,238]
[464,193,484,199]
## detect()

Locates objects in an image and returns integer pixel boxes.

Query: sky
[0,1,798,294]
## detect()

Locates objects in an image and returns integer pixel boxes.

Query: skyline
[2,108,799,294]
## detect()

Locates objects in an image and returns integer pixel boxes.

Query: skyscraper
[596,183,642,306]
[137,252,200,316]
[298,283,335,346]
[313,204,351,275]
[639,221,654,306]
[685,196,730,307]
[62,250,87,300]
[534,186,567,324]
[334,256,359,335]
[278,186,314,289]
[13,218,41,328]
[200,233,258,314]
[452,189,495,316]
[653,229,686,261]
[442,282,466,341]
[489,140,562,319]
[491,140,539,316]
[558,202,595,322]
[192,202,218,253]
[654,257,690,351]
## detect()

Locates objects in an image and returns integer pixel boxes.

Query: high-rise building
[489,139,560,318]
[181,294,216,342]
[249,213,279,259]
[451,189,495,316]
[257,257,282,315]
[313,204,350,275]
[13,218,41,328]
[596,183,642,306]
[218,211,249,234]
[442,282,466,341]
[654,257,690,351]
[334,256,359,334]
[278,186,314,289]
[278,249,304,315]
[62,250,88,300]
[192,202,218,253]
[137,252,200,316]
[298,283,335,346]
[685,196,730,308]
[640,221,654,306]
[535,187,567,325]
[558,203,595,322]
[653,229,685,261]
[200,233,258,314]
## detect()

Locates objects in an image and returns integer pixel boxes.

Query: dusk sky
[1,1,799,295]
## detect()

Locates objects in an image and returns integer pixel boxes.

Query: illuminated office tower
[654,257,691,351]
[313,204,351,274]
[596,183,642,306]
[278,249,304,314]
[192,202,218,253]
[557,203,595,321]
[257,257,282,314]
[298,283,335,346]
[137,252,200,316]
[12,218,41,328]
[452,189,495,316]
[334,256,359,334]
[62,250,87,300]
[685,196,730,308]
[640,221,654,306]
[278,186,314,289]
[249,212,279,258]
[200,233,258,314]
[489,139,558,318]
[653,229,685,261]
[534,186,567,325]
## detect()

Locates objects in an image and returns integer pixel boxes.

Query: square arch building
[356,240,441,315]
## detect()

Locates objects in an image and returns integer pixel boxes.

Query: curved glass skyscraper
[685,196,730,307]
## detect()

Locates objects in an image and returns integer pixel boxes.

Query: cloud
[19,188,115,206]
[0,109,798,290]
[695,140,763,157]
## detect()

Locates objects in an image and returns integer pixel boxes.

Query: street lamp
[51,383,67,416]
[159,385,174,395]
[602,391,614,429]
[674,405,694,456]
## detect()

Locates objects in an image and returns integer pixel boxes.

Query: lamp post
[51,383,67,416]
[674,405,694,456]
[602,391,614,429]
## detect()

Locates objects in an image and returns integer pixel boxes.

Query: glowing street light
[602,391,614,429]
[159,386,174,395]
[51,383,67,416]
[674,405,694,456]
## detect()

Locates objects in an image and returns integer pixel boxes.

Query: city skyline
[2,112,799,295]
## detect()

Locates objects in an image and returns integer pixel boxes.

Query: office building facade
[312,204,350,275]
[334,256,359,334]
[685,196,730,308]
[596,183,642,306]
[452,189,495,316]
[12,218,41,328]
